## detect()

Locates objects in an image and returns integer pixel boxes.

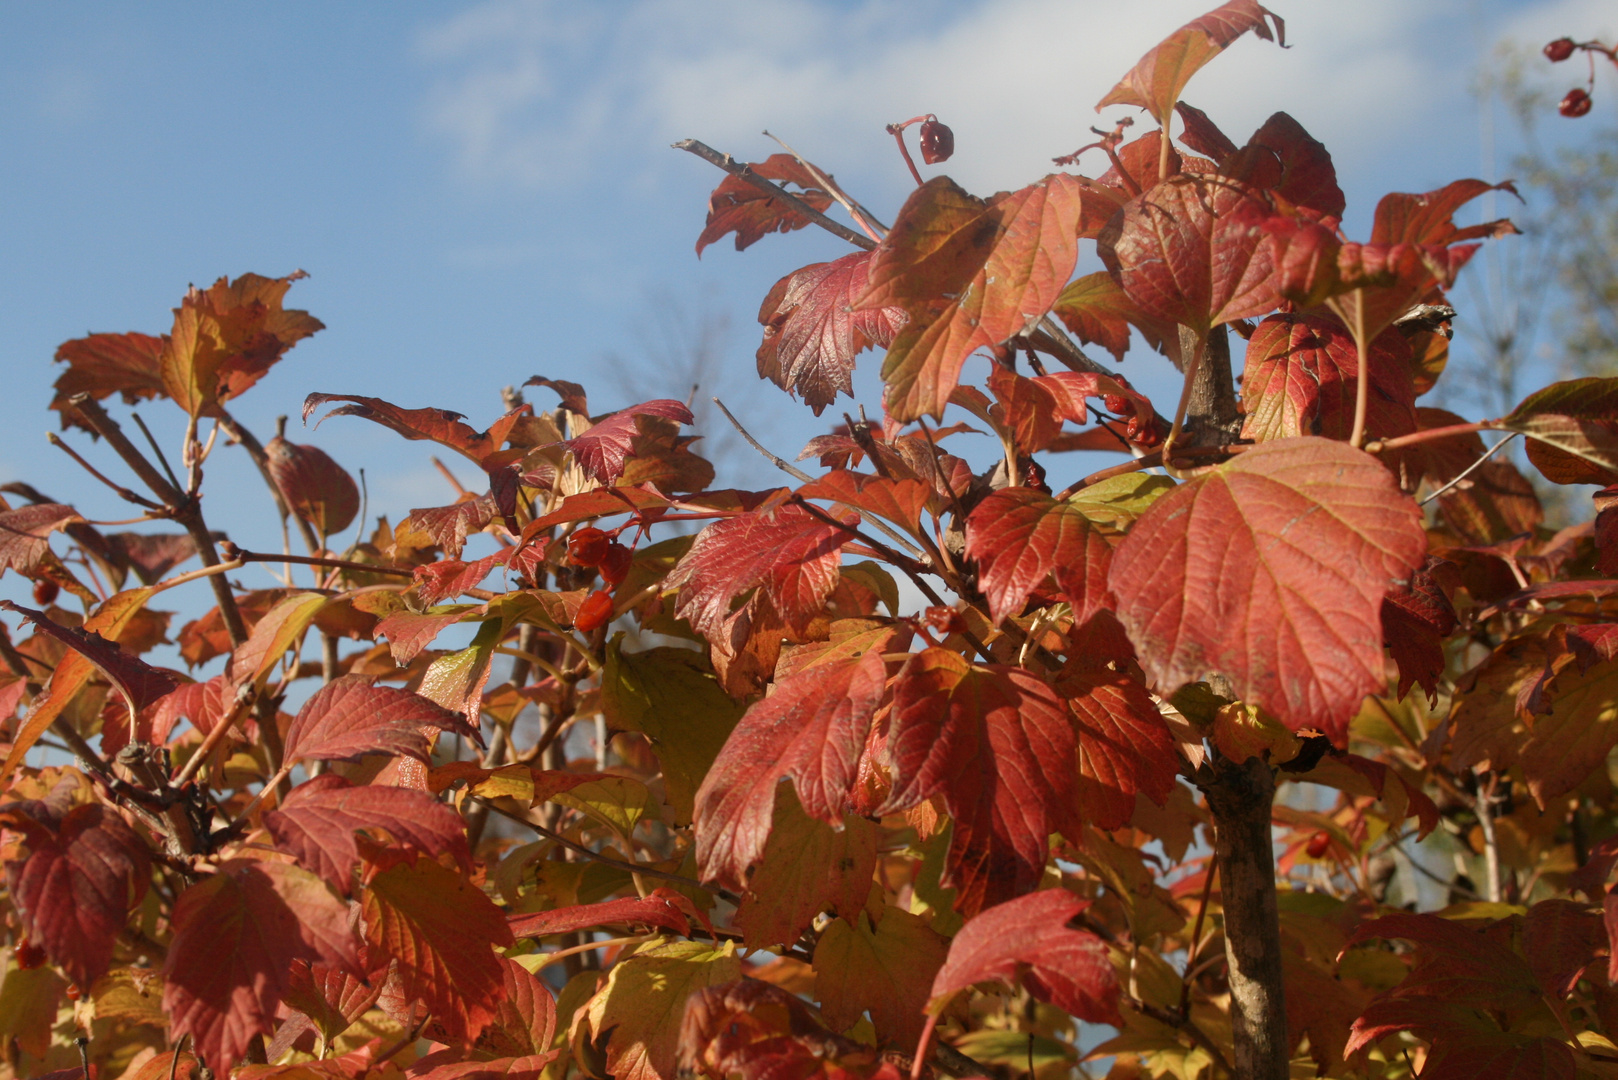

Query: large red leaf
[164,859,357,1069]
[1097,0,1283,123]
[856,174,1085,421]
[1500,377,1618,486]
[0,504,82,577]
[305,393,528,465]
[282,676,480,765]
[667,501,854,640]
[0,785,149,989]
[403,494,500,559]
[1108,437,1427,741]
[1381,556,1458,704]
[881,649,1080,915]
[1060,663,1180,830]
[1239,313,1417,444]
[565,400,694,484]
[964,488,1112,626]
[282,958,386,1044]
[693,645,891,890]
[797,470,932,538]
[264,774,471,895]
[362,853,513,1041]
[1370,179,1520,247]
[756,251,907,416]
[695,153,836,256]
[1098,174,1278,336]
[930,889,1120,1024]
[50,331,168,427]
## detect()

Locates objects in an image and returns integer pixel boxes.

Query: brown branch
[47,433,165,510]
[217,542,414,579]
[673,139,877,251]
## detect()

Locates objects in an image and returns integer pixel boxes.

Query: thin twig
[763,131,885,242]
[711,398,813,482]
[218,410,321,556]
[1179,863,1218,1019]
[217,542,414,578]
[130,413,185,496]
[673,139,876,251]
[47,433,165,510]
[1133,999,1233,1078]
[1418,432,1521,506]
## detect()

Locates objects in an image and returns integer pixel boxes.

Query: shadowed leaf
[283,675,478,765]
[695,154,835,256]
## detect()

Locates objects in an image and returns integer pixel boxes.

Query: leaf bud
[1544,37,1576,62]
[31,580,59,606]
[919,118,954,164]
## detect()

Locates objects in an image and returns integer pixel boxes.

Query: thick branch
[673,140,876,251]
[1181,325,1242,448]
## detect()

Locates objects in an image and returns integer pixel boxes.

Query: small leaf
[266,437,360,536]
[566,401,695,484]
[1109,437,1427,741]
[509,888,703,940]
[965,488,1112,626]
[0,504,83,578]
[283,675,479,765]
[1223,111,1345,219]
[404,495,499,560]
[1061,662,1179,830]
[362,853,513,1041]
[1050,271,1172,361]
[1500,377,1618,484]
[799,471,932,539]
[1096,0,1284,123]
[930,889,1121,1025]
[282,959,384,1045]
[695,154,836,256]
[305,393,527,465]
[583,938,740,1080]
[226,591,331,688]
[814,906,948,1046]
[1239,314,1417,444]
[49,332,167,426]
[160,273,323,418]
[734,786,878,949]
[1,600,180,720]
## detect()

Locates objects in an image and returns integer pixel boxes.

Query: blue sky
[1,0,1612,600]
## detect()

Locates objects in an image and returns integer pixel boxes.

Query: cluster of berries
[1544,36,1616,117]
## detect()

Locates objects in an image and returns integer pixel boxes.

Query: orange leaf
[1096,0,1284,123]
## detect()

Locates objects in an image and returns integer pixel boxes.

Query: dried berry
[1305,831,1331,859]
[31,580,59,606]
[574,590,615,633]
[14,941,45,970]
[598,542,633,587]
[919,118,954,164]
[566,527,611,567]
[1561,87,1593,117]
[1544,37,1577,62]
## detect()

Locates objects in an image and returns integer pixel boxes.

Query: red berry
[1103,393,1130,415]
[1561,87,1593,117]
[918,118,954,164]
[1305,831,1331,859]
[574,590,614,633]
[31,580,59,606]
[14,941,45,970]
[597,543,633,587]
[566,527,611,567]
[923,606,967,637]
[1545,37,1577,62]
[64,983,80,1000]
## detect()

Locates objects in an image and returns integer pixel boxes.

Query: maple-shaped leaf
[1240,314,1417,444]
[1348,913,1539,1009]
[756,251,908,416]
[964,489,1112,626]
[856,174,1085,421]
[1370,179,1521,248]
[798,470,933,540]
[1098,174,1279,336]
[584,938,741,1080]
[1222,111,1345,219]
[49,331,167,427]
[305,393,529,465]
[283,675,479,765]
[667,501,855,641]
[1499,377,1618,485]
[695,153,835,256]
[814,905,948,1047]
[0,504,83,578]
[225,590,332,689]
[160,273,323,418]
[281,958,385,1045]
[694,645,890,890]
[402,494,500,560]
[1050,271,1172,362]
[265,436,360,536]
[681,979,903,1080]
[164,858,357,1069]
[930,889,1121,1025]
[1381,556,1458,704]
[1097,0,1283,124]
[733,787,878,949]
[1109,437,1426,741]
[1059,662,1179,830]
[264,774,471,895]
[509,887,704,940]
[524,375,589,415]
[562,400,694,484]
[362,853,513,1041]
[413,554,507,606]
[882,649,1081,915]
[620,416,716,494]
[0,784,149,989]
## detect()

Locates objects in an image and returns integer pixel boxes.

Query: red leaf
[857,174,1086,421]
[1061,663,1180,830]
[376,608,472,666]
[1,600,181,716]
[482,956,559,1059]
[264,774,471,895]
[667,501,854,640]
[1370,179,1520,247]
[0,504,83,578]
[1174,102,1238,162]
[695,153,836,256]
[50,332,167,427]
[404,495,499,560]
[523,376,589,415]
[565,400,695,484]
[1223,112,1345,219]
[283,676,480,765]
[1240,314,1418,444]
[1098,174,1279,336]
[362,853,514,1041]
[164,859,357,1069]
[964,488,1112,626]
[105,531,198,585]
[757,252,908,416]
[0,786,149,988]
[930,889,1120,1025]
[266,436,360,536]
[882,650,1080,915]
[282,958,385,1044]
[305,394,526,465]
[414,553,507,605]
[1109,437,1427,741]
[1523,899,1604,999]
[1050,272,1173,362]
[1381,556,1459,704]
[693,645,892,890]
[508,887,704,940]
[798,470,932,537]
[1096,0,1284,122]
[1347,913,1539,1008]
[1502,377,1618,486]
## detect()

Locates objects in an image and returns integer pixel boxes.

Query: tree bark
[1179,324,1242,448]
[1202,752,1288,1080]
